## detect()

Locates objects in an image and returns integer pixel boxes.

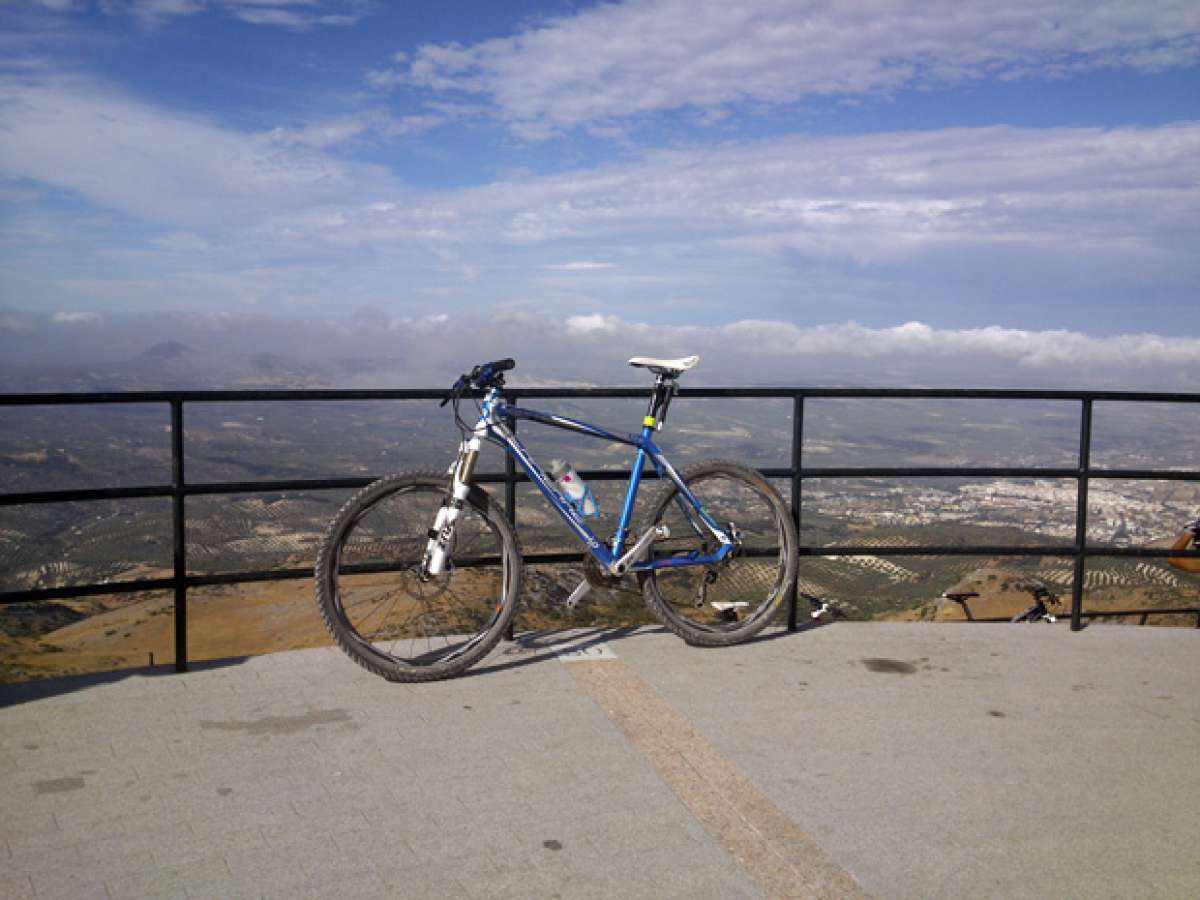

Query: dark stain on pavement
[862,658,917,675]
[35,776,86,795]
[543,839,563,851]
[199,708,355,736]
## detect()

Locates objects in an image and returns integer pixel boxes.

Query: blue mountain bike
[315,356,797,681]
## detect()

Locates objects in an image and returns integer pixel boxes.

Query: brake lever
[439,375,467,407]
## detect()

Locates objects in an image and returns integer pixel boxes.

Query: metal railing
[2,387,1199,671]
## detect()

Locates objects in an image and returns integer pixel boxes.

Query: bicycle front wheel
[315,472,521,682]
[640,460,796,646]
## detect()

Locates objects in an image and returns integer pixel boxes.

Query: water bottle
[549,459,600,518]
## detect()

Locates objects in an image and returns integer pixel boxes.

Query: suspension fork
[423,394,493,577]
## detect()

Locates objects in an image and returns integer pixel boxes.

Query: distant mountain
[142,340,194,360]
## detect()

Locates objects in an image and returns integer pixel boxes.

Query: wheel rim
[649,471,789,635]
[329,484,508,670]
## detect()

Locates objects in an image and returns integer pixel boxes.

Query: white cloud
[540,313,1200,374]
[0,315,36,335]
[152,231,210,252]
[50,311,102,325]
[709,319,1200,370]
[6,309,1198,390]
[546,261,617,271]
[94,0,362,30]
[0,73,401,227]
[263,108,454,150]
[381,0,1200,135]
[565,313,621,334]
[324,122,1200,284]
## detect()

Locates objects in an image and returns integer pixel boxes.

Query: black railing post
[1071,398,1093,632]
[787,394,805,631]
[170,398,188,671]
[504,394,518,642]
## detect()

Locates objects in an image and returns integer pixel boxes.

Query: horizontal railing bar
[5,387,1200,405]
[799,467,1079,479]
[803,545,1200,558]
[804,545,1076,557]
[1079,546,1200,558]
[0,578,176,605]
[188,568,313,586]
[1080,608,1200,618]
[939,609,1200,622]
[1085,469,1200,481]
[0,390,443,405]
[184,477,375,496]
[6,464,1197,507]
[0,485,175,506]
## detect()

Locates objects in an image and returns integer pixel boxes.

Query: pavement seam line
[568,659,870,900]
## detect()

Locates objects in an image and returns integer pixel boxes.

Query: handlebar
[440,358,516,407]
[1016,581,1060,604]
[472,358,515,381]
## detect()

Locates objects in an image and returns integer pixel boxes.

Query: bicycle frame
[442,385,735,576]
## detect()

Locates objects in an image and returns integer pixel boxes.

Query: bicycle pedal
[710,601,748,623]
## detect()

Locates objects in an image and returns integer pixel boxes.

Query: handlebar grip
[489,358,515,372]
[469,358,516,384]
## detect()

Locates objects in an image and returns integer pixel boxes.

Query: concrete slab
[1,622,1197,898]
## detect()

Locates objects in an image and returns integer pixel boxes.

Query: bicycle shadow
[464,615,829,678]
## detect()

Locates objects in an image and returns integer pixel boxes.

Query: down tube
[493,425,616,568]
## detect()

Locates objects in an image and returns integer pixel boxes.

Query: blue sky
[2,0,1200,385]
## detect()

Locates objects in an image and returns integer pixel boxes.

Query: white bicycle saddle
[628,355,700,375]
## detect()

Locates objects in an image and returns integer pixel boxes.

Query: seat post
[645,373,676,427]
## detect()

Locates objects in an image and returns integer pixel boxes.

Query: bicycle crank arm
[564,579,591,610]
[609,524,670,576]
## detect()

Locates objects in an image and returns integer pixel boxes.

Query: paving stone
[105,856,229,900]
[376,861,472,897]
[264,867,392,900]
[6,835,83,867]
[224,843,318,882]
[152,824,265,869]
[30,850,156,899]
[328,823,421,869]
[0,873,35,899]
[25,879,112,900]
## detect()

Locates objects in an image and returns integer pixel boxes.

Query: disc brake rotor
[401,564,451,600]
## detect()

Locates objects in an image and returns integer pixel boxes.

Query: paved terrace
[2,622,1198,899]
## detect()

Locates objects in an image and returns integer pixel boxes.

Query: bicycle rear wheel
[640,460,796,646]
[315,472,521,682]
